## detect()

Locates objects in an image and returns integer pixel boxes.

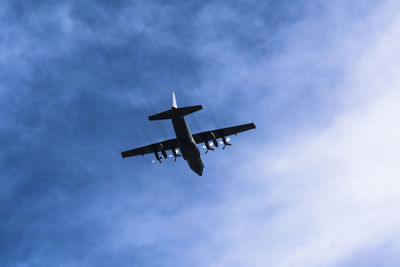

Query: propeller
[202,143,215,148]
[153,151,162,163]
[221,137,231,149]
[202,144,215,149]
[151,153,177,163]
[202,142,215,154]
[172,148,182,161]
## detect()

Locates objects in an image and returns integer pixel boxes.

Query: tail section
[148,92,202,121]
[172,92,177,108]
[176,105,202,116]
[148,109,175,120]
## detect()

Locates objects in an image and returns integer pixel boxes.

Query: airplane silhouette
[121,93,256,176]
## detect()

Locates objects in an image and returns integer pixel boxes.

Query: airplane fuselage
[121,93,256,176]
[171,108,204,176]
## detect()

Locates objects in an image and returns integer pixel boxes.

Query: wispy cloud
[1,0,400,266]
[182,1,400,266]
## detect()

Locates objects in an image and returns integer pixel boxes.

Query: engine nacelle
[210,131,218,147]
[159,143,168,159]
[153,150,162,163]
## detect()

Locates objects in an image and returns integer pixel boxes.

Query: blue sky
[1,0,400,266]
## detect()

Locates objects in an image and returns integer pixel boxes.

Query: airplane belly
[171,117,204,175]
[180,141,204,176]
[179,141,196,159]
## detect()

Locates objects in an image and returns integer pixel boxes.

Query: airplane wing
[192,122,256,144]
[121,122,256,158]
[121,137,179,158]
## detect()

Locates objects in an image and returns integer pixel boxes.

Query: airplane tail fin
[148,92,202,121]
[172,92,177,108]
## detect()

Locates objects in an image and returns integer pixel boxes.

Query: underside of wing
[121,138,179,158]
[192,122,256,144]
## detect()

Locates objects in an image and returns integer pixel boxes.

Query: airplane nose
[188,159,204,176]
[195,165,203,176]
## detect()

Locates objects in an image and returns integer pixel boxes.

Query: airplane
[121,93,256,176]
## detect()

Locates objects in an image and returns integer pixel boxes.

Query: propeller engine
[202,141,215,154]
[159,143,168,159]
[210,131,218,147]
[153,150,162,163]
[219,136,231,149]
[172,148,182,161]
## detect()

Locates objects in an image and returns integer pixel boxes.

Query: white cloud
[189,1,400,266]
[55,1,400,266]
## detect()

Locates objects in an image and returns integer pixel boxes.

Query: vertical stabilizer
[149,92,202,120]
[172,92,178,108]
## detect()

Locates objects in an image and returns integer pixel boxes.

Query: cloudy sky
[1,0,400,266]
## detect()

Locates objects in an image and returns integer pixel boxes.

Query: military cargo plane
[121,93,256,176]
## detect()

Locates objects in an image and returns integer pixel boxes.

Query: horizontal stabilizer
[149,105,202,121]
[148,110,174,120]
[176,105,202,116]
